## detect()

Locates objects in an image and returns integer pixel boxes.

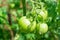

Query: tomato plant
[0,0,60,40]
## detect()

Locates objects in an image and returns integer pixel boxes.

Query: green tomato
[19,16,31,31]
[37,9,48,20]
[38,23,48,34]
[29,21,36,32]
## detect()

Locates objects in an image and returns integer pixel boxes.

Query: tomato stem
[7,5,12,25]
[22,0,26,16]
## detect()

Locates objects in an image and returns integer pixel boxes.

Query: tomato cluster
[18,8,48,34]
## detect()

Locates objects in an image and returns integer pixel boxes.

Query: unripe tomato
[40,10,48,20]
[37,9,48,20]
[18,16,31,31]
[29,21,36,32]
[38,23,48,34]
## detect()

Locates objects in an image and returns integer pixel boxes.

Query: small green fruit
[19,16,31,30]
[38,23,48,34]
[30,21,36,32]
